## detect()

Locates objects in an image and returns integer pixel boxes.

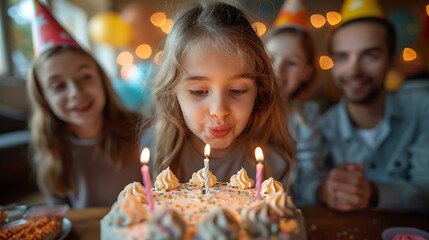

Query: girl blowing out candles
[144,1,295,191]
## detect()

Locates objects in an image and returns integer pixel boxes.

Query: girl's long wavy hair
[152,1,295,177]
[27,45,141,196]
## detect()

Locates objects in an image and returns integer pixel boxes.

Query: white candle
[254,147,264,201]
[204,144,210,194]
[140,148,154,212]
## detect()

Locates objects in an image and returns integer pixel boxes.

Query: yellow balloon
[88,12,131,47]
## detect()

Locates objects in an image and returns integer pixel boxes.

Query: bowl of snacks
[0,204,70,240]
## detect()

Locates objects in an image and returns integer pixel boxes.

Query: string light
[150,12,166,27]
[326,11,342,26]
[135,44,152,59]
[402,48,417,61]
[310,14,326,28]
[116,51,133,66]
[252,22,266,36]
[319,56,334,70]
[160,19,173,33]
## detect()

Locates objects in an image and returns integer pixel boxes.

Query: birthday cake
[101,167,306,240]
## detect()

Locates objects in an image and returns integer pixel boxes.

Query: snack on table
[0,204,69,240]
[0,216,62,240]
[101,167,306,240]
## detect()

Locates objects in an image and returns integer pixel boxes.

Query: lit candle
[254,146,264,201]
[203,144,210,194]
[140,147,154,212]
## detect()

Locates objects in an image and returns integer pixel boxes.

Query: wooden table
[64,206,429,239]
[302,206,429,240]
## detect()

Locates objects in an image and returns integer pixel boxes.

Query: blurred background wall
[0,0,428,113]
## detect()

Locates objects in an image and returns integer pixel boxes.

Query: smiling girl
[27,45,142,208]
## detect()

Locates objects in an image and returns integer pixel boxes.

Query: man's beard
[340,78,384,105]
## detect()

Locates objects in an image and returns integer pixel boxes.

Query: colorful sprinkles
[151,183,255,225]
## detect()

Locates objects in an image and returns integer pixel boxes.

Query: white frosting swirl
[189,168,217,187]
[197,208,240,240]
[266,191,295,218]
[154,167,179,190]
[117,182,146,204]
[260,177,284,197]
[228,167,254,189]
[241,201,281,238]
[107,195,147,227]
[145,208,187,240]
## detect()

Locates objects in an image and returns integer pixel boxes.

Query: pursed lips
[208,124,231,138]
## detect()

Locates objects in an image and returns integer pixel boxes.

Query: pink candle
[254,147,264,201]
[140,148,154,212]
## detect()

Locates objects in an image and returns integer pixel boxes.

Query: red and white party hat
[32,0,80,55]
[273,0,308,30]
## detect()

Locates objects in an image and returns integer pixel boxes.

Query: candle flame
[140,147,150,164]
[255,147,264,162]
[204,144,210,158]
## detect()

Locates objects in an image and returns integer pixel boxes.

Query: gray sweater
[45,137,142,209]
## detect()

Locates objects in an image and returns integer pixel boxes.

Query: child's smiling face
[266,32,313,99]
[37,50,106,138]
[176,43,257,157]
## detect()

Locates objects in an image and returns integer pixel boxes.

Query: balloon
[88,12,131,47]
[113,62,157,115]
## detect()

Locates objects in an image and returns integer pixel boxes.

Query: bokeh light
[252,22,266,36]
[402,48,417,61]
[116,51,134,66]
[135,44,152,59]
[310,14,326,28]
[120,64,137,80]
[385,69,404,91]
[8,0,34,24]
[150,12,166,27]
[319,56,334,70]
[160,19,173,33]
[326,11,342,26]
